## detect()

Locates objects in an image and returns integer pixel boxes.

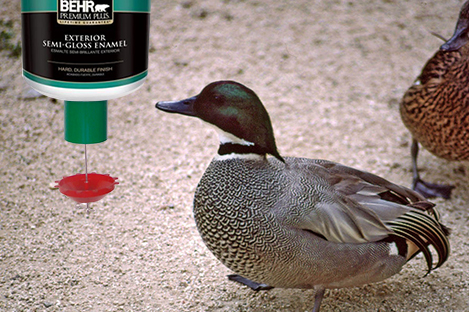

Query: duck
[399,0,469,199]
[155,80,450,312]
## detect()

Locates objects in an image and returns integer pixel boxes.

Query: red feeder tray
[56,173,119,204]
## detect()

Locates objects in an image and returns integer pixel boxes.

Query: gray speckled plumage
[156,80,450,312]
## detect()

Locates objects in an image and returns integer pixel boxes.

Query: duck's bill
[440,25,469,51]
[155,96,196,116]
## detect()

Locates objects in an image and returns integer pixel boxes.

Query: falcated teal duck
[156,81,450,312]
[400,0,469,199]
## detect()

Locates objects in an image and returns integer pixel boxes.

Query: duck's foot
[227,274,274,291]
[413,178,455,199]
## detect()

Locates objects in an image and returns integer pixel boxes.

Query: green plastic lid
[64,101,107,144]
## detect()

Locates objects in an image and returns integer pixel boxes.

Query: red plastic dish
[56,173,119,204]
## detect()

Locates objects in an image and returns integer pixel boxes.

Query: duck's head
[441,0,469,51]
[156,80,284,162]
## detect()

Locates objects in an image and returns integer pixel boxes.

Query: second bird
[400,0,469,199]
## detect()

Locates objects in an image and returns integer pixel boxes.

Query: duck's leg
[227,274,274,291]
[411,139,454,199]
[312,287,325,312]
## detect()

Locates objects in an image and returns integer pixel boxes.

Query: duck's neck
[214,129,266,161]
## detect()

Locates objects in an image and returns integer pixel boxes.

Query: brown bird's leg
[411,139,454,199]
[312,287,325,312]
[227,274,274,291]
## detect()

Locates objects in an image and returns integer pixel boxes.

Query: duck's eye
[213,95,224,106]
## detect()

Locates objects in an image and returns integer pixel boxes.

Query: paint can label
[22,0,150,88]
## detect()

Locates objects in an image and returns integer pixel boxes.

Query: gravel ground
[1,0,468,311]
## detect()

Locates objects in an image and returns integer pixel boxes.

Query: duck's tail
[385,201,450,275]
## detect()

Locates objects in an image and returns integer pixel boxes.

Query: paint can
[21,0,150,143]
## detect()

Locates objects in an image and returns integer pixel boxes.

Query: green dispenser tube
[64,101,107,144]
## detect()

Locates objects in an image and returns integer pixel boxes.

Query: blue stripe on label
[115,1,150,12]
[22,0,56,12]
[21,1,150,13]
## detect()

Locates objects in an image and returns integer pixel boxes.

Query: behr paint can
[22,0,150,102]
[21,0,150,144]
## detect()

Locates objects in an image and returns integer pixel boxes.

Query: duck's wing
[285,158,450,272]
[323,160,449,269]
[287,158,416,244]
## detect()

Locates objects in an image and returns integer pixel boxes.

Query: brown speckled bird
[156,80,450,312]
[400,0,469,199]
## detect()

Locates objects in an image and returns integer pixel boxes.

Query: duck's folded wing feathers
[288,158,450,271]
[288,161,396,244]
[298,199,393,244]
